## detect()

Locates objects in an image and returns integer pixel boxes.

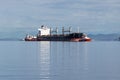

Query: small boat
[25,25,91,42]
[25,34,37,41]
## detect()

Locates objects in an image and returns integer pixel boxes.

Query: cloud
[0,0,120,33]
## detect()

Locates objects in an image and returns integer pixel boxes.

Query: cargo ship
[25,25,91,42]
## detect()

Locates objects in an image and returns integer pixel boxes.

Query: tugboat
[25,25,91,42]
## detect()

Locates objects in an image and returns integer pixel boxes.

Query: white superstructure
[38,25,50,36]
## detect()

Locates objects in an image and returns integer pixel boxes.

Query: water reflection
[0,41,120,80]
[84,43,89,71]
[36,42,120,80]
[82,43,89,79]
[38,41,50,80]
[50,42,89,80]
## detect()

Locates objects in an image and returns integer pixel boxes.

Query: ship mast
[77,27,80,33]
[50,27,58,35]
[62,27,72,35]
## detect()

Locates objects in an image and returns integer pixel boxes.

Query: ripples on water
[0,41,120,80]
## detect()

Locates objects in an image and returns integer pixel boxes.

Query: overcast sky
[0,0,120,33]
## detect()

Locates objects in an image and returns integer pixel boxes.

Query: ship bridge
[38,25,50,36]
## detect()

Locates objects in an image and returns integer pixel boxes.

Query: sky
[0,0,120,33]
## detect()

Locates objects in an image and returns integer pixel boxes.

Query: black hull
[25,33,91,42]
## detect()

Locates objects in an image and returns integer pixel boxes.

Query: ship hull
[25,33,91,42]
[25,38,91,42]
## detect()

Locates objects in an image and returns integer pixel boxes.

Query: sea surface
[0,41,120,80]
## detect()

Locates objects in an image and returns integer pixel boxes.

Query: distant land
[88,34,120,41]
[0,27,119,41]
[0,30,119,41]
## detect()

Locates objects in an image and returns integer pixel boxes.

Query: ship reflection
[37,41,89,80]
[38,41,50,80]
[49,42,89,80]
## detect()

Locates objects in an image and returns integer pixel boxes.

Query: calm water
[0,41,120,80]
